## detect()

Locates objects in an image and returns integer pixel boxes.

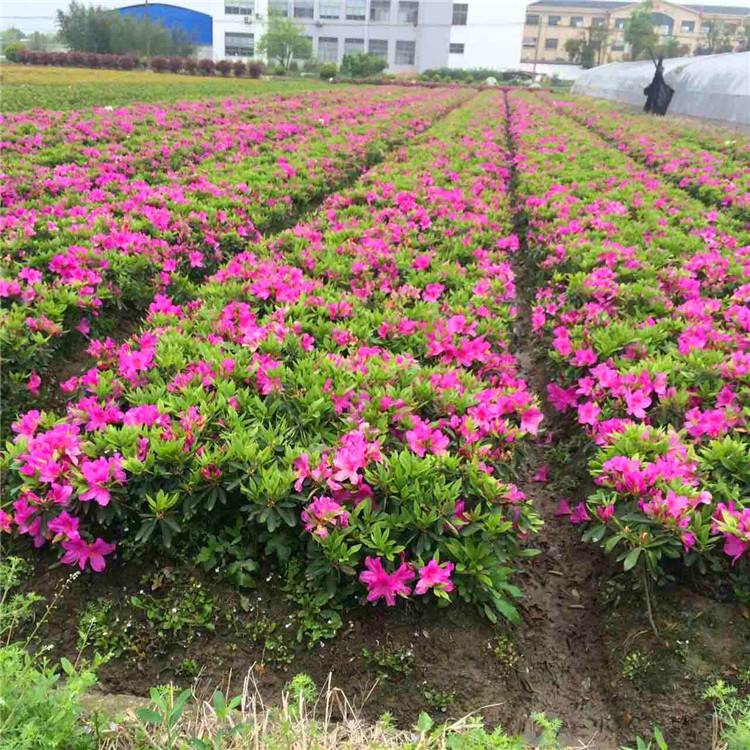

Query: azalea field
[2,71,750,750]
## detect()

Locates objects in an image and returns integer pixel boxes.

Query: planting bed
[2,83,750,749]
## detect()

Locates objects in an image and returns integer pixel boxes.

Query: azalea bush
[2,93,542,626]
[545,94,750,221]
[0,86,469,425]
[510,91,750,587]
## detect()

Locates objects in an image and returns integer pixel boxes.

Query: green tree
[56,1,113,53]
[587,25,609,65]
[564,37,584,62]
[654,35,680,58]
[26,31,56,52]
[580,44,596,68]
[0,27,24,51]
[624,2,658,60]
[257,15,311,70]
[704,21,735,53]
[56,1,194,56]
[739,19,750,52]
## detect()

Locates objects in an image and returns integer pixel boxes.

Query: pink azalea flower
[359,556,414,606]
[570,502,591,525]
[547,383,578,412]
[623,389,652,419]
[27,371,41,396]
[301,496,349,538]
[48,511,80,541]
[414,559,454,596]
[520,407,543,435]
[0,509,13,533]
[595,504,615,523]
[405,418,450,457]
[577,401,601,426]
[79,458,112,505]
[61,537,116,572]
[723,534,749,564]
[78,455,125,506]
[533,464,549,483]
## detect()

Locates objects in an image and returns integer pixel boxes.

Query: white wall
[448,0,526,70]
[519,61,585,80]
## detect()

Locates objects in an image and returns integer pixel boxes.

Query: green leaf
[416,711,434,733]
[623,547,642,572]
[136,708,163,726]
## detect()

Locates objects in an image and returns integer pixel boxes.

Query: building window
[370,0,391,22]
[345,0,366,20]
[545,38,558,49]
[547,15,561,26]
[318,36,338,61]
[449,42,464,53]
[368,38,388,60]
[269,0,288,15]
[591,17,606,28]
[702,23,713,33]
[319,0,340,19]
[614,18,626,29]
[344,37,364,55]
[522,36,537,47]
[452,3,468,25]
[395,39,415,64]
[225,32,254,56]
[570,15,583,27]
[293,0,314,18]
[398,0,418,24]
[226,0,253,14]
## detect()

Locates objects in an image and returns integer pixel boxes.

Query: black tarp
[643,57,675,116]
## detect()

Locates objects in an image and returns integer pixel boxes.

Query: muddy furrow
[502,90,622,750]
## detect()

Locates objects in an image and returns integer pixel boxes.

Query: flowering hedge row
[0,87,469,421]
[11,50,265,78]
[545,95,750,220]
[2,92,542,624]
[509,91,750,585]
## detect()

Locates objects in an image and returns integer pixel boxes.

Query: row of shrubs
[420,67,533,83]
[7,47,266,78]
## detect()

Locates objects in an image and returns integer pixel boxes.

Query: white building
[114,1,526,72]
[448,0,525,71]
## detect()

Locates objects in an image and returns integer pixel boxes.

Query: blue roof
[116,3,213,45]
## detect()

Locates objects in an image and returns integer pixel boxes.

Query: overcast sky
[3,0,750,32]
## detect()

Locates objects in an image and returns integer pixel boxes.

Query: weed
[362,641,415,679]
[704,679,750,750]
[77,599,131,659]
[177,658,201,679]
[0,556,43,642]
[490,634,520,670]
[421,682,456,713]
[622,650,653,682]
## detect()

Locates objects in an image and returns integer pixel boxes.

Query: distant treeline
[56,1,195,57]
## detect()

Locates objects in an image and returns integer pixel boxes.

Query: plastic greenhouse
[571,52,750,127]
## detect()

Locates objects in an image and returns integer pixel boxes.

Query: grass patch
[0,65,329,111]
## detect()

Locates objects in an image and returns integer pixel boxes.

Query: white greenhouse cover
[571,52,750,126]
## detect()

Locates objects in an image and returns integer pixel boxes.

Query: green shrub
[319,62,337,79]
[0,646,97,750]
[340,52,387,78]
[3,42,24,62]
